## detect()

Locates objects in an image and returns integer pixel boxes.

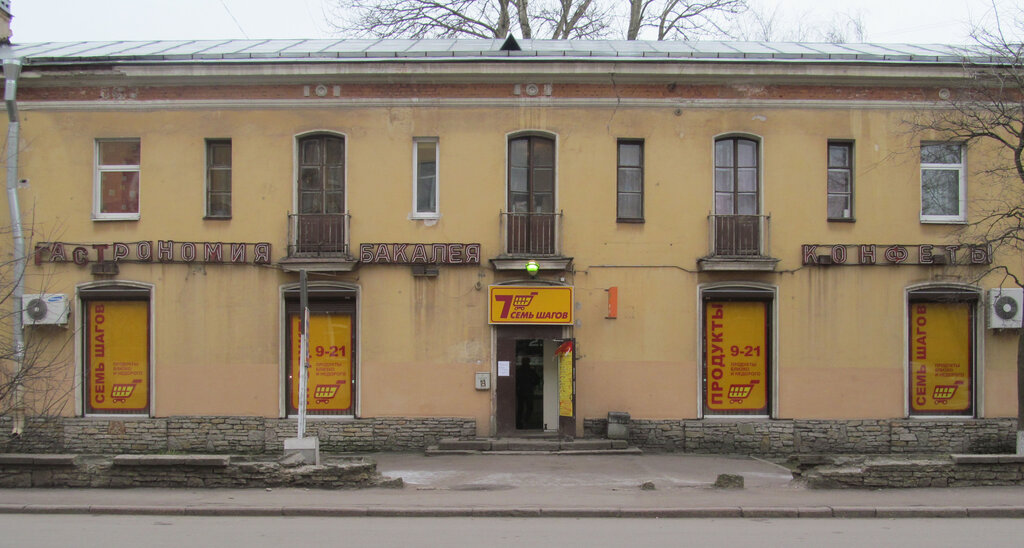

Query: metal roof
[0,38,992,65]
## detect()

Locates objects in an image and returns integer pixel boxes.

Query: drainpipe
[4,58,24,436]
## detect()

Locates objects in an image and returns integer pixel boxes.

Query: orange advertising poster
[87,300,149,412]
[556,341,573,417]
[488,286,573,324]
[290,313,352,412]
[705,301,768,413]
[909,302,972,413]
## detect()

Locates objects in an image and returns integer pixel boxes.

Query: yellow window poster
[290,313,352,412]
[909,302,972,413]
[705,301,768,413]
[556,341,573,417]
[87,301,149,412]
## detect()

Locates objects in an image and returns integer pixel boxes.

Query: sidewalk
[1,452,1023,518]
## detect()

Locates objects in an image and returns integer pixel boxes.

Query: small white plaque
[498,361,510,376]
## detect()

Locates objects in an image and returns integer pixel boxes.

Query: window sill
[92,214,140,222]
[409,213,441,221]
[203,215,232,221]
[616,218,645,224]
[920,218,967,225]
[827,217,856,223]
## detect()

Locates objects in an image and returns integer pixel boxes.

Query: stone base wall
[797,455,1024,488]
[583,418,1017,455]
[0,416,476,454]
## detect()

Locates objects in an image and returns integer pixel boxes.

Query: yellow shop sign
[489,286,574,325]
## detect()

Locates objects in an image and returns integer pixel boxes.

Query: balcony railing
[288,213,350,257]
[501,211,563,256]
[709,214,769,257]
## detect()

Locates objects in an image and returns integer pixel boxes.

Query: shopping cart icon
[512,292,539,310]
[728,379,760,403]
[110,379,141,403]
[932,380,964,404]
[313,381,344,404]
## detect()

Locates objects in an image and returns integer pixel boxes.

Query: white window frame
[93,138,141,221]
[920,142,966,223]
[411,137,440,219]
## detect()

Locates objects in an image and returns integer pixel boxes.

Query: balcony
[698,214,778,271]
[490,211,572,271]
[280,213,357,272]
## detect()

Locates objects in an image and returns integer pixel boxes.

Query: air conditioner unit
[988,288,1024,329]
[22,294,69,326]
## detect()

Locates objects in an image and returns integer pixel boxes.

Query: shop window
[412,137,439,218]
[80,285,151,416]
[920,143,966,223]
[94,139,141,220]
[284,288,356,417]
[907,287,977,416]
[701,287,773,416]
[616,139,644,222]
[827,141,853,221]
[205,139,232,219]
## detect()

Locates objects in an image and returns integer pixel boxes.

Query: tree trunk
[626,0,643,40]
[515,0,532,38]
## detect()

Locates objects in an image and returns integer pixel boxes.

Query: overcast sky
[7,0,1021,45]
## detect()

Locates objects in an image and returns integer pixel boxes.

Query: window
[921,143,966,222]
[827,142,853,220]
[206,139,231,219]
[412,138,438,218]
[80,283,152,416]
[701,287,774,417]
[907,287,977,417]
[507,134,557,255]
[617,140,643,222]
[94,139,140,220]
[714,137,759,215]
[298,134,345,215]
[284,287,357,417]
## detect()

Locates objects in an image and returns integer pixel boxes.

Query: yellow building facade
[0,39,1018,454]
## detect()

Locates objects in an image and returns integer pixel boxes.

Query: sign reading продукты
[488,286,574,325]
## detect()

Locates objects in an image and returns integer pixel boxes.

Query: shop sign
[87,301,149,412]
[909,302,971,413]
[488,286,574,325]
[359,243,481,264]
[35,241,271,266]
[705,301,768,413]
[556,341,573,417]
[290,313,352,412]
[802,244,990,266]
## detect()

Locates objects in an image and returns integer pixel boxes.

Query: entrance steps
[427,438,641,455]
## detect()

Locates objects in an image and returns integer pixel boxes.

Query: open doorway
[496,326,567,436]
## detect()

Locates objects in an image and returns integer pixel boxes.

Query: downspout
[4,58,24,436]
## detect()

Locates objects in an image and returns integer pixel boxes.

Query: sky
[6,0,1021,45]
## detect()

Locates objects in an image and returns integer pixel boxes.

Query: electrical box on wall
[22,294,70,326]
[475,372,491,390]
[988,288,1024,329]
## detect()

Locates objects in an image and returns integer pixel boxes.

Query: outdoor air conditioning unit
[988,288,1024,329]
[22,294,70,326]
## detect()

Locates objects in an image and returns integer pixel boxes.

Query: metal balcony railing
[288,213,350,257]
[501,211,563,256]
[709,214,769,257]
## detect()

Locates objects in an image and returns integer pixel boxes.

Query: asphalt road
[2,515,1023,548]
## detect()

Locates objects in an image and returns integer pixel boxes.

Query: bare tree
[0,224,74,447]
[329,0,747,40]
[625,0,747,41]
[906,4,1024,452]
[730,2,865,43]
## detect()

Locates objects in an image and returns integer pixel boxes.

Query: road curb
[3,504,1024,518]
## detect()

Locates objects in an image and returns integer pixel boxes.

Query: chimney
[0,1,11,44]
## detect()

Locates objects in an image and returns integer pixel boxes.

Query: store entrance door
[495,326,574,437]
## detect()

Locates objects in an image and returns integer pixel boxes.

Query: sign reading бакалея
[359,243,481,264]
[802,244,991,266]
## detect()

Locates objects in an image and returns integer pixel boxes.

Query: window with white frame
[94,139,141,220]
[920,143,966,223]
[205,139,232,219]
[412,138,438,218]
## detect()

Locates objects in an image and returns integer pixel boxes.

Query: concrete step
[428,438,639,455]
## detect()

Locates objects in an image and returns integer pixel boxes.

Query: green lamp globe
[525,260,540,276]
